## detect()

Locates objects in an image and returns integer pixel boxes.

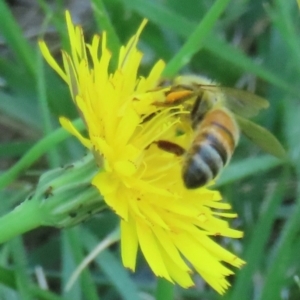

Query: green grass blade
[36,49,60,167]
[0,0,36,77]
[228,169,289,300]
[0,142,35,158]
[36,0,69,49]
[82,228,140,300]
[156,278,175,300]
[10,237,33,300]
[0,91,41,130]
[62,230,81,300]
[215,155,286,187]
[267,0,300,75]
[62,228,99,300]
[122,0,193,37]
[204,35,295,94]
[258,194,300,299]
[0,266,65,300]
[29,286,66,300]
[90,0,121,69]
[122,0,295,93]
[0,118,84,189]
[163,0,231,76]
[0,266,15,289]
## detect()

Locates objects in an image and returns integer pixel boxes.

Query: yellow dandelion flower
[39,11,245,294]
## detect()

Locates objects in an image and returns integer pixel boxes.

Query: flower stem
[0,199,42,244]
[0,153,104,244]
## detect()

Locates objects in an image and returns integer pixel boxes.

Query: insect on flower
[153,75,286,189]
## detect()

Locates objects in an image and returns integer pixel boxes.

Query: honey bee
[153,75,286,189]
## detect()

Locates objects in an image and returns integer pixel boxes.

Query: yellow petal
[59,117,91,149]
[159,247,194,288]
[153,226,191,273]
[118,19,148,69]
[38,40,67,82]
[116,106,140,146]
[92,172,118,196]
[136,220,172,281]
[173,233,232,277]
[143,59,165,90]
[121,219,138,271]
[194,234,245,268]
[200,272,231,295]
[114,160,137,176]
[62,52,79,99]
[140,202,170,230]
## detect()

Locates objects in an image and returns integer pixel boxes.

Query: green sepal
[0,153,106,244]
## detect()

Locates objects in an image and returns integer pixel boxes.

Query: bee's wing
[201,86,269,118]
[235,115,286,159]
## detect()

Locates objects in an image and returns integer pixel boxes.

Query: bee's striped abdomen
[183,108,239,189]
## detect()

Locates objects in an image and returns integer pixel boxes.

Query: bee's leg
[155,140,186,156]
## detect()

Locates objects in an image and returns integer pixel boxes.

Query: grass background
[0,0,299,299]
